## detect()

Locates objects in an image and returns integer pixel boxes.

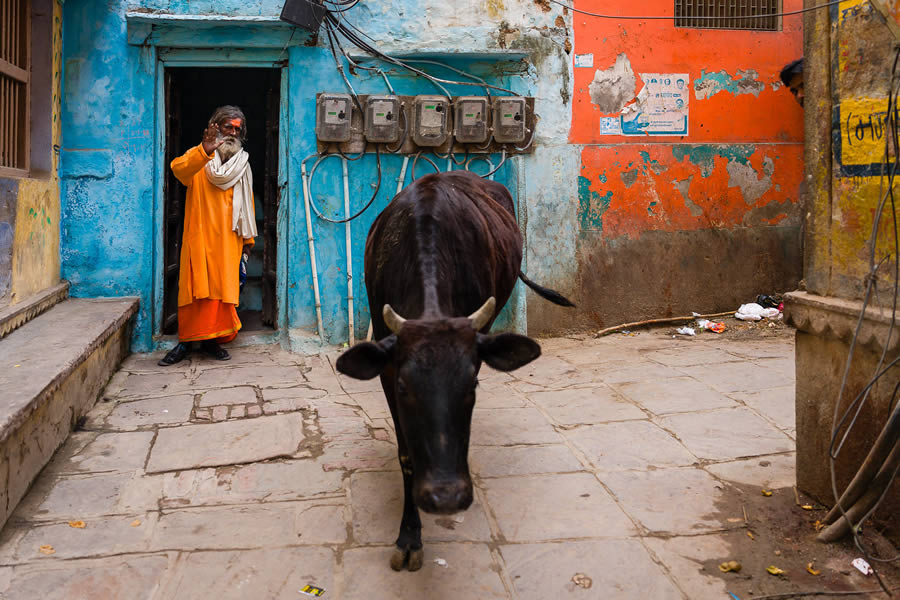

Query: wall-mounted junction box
[412,95,450,147]
[492,97,527,144]
[454,97,490,144]
[316,94,353,143]
[364,96,401,144]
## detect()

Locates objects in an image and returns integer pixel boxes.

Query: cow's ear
[477,333,541,371]
[336,336,396,380]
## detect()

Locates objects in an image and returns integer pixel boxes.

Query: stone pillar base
[784,291,900,538]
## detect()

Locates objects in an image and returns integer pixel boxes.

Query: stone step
[0,297,139,528]
[0,281,69,339]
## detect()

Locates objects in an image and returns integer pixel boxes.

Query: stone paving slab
[614,376,738,415]
[600,468,729,535]
[565,419,699,471]
[159,458,345,508]
[350,470,493,544]
[470,407,563,446]
[470,444,585,478]
[150,501,347,550]
[0,334,815,599]
[526,385,646,425]
[146,413,305,473]
[481,473,636,541]
[103,395,194,430]
[0,554,171,600]
[501,539,683,599]
[659,407,794,460]
[341,543,508,600]
[158,547,334,600]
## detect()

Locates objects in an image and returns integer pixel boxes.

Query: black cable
[385,104,409,154]
[307,147,383,224]
[411,152,439,180]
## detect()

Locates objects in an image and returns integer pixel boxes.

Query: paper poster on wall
[619,73,689,136]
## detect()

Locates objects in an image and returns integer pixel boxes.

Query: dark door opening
[162,67,281,336]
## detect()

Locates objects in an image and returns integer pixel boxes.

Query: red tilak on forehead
[224,118,243,128]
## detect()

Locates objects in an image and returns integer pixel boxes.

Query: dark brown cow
[336,170,573,571]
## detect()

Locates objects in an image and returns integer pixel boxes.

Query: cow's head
[335,298,541,514]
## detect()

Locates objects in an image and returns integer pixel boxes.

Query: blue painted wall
[60,0,573,352]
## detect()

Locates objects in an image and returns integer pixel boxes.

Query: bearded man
[158,106,257,366]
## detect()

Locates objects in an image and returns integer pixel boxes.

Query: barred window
[0,0,30,176]
[675,0,781,31]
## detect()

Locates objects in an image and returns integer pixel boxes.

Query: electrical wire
[411,151,440,180]
[385,104,409,154]
[325,12,520,97]
[307,146,383,224]
[547,0,848,21]
[824,46,900,595]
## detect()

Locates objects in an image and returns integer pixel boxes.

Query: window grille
[675,0,780,31]
[0,0,30,175]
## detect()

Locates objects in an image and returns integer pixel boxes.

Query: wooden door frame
[152,51,289,345]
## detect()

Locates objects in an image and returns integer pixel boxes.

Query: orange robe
[170,144,255,342]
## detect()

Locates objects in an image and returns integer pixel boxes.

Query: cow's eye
[396,379,408,396]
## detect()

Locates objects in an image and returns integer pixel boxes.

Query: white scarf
[204,149,257,239]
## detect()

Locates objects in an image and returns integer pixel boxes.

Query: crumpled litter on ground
[675,327,696,336]
[736,303,782,321]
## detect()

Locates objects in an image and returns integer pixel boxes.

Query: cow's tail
[517,270,576,307]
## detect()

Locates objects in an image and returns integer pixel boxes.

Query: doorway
[162,67,281,336]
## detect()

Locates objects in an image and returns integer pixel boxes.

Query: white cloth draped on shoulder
[204,149,257,239]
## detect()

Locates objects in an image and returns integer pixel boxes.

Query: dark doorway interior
[162,67,281,336]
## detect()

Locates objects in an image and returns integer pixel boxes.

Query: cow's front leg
[390,448,424,571]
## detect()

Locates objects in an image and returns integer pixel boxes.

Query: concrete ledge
[0,297,138,527]
[784,290,900,353]
[0,282,69,340]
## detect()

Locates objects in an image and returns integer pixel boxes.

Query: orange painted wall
[573,0,804,239]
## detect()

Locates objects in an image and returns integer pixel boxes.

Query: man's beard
[218,136,243,162]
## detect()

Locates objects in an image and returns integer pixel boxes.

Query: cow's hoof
[390,546,425,571]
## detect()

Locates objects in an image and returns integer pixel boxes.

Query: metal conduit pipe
[301,155,326,341]
[343,157,355,346]
[822,401,900,526]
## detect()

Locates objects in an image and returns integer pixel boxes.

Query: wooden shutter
[0,0,30,176]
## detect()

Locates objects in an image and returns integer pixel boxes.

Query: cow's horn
[383,304,406,334]
[468,297,496,330]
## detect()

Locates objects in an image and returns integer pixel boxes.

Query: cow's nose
[417,480,473,515]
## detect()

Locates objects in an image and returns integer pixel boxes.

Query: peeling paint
[578,175,611,231]
[620,168,639,188]
[588,53,637,113]
[672,145,754,178]
[727,158,774,205]
[694,69,766,100]
[672,176,704,216]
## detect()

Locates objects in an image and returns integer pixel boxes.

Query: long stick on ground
[595,311,735,337]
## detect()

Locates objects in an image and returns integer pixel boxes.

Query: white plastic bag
[735,303,780,321]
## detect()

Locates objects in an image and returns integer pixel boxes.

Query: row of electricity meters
[315,94,530,147]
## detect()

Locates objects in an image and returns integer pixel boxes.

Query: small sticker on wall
[599,117,622,135]
[574,54,594,68]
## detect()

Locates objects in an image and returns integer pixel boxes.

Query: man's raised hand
[201,124,224,155]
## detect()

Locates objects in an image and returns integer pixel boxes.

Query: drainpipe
[301,156,325,342]
[343,157,355,346]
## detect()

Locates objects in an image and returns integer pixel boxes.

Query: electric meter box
[316,94,353,143]
[412,95,451,147]
[364,96,401,144]
[492,97,527,144]
[454,97,490,144]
